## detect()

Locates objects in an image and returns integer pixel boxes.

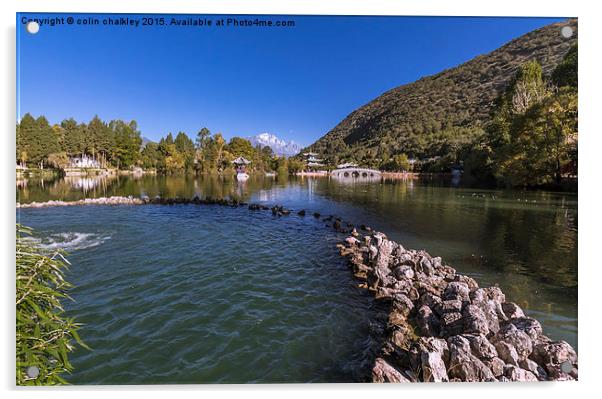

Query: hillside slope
[305,19,577,165]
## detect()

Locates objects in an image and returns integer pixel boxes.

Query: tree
[140,142,161,169]
[552,44,577,88]
[110,120,142,168]
[46,152,69,170]
[227,137,255,159]
[174,132,195,170]
[87,116,114,167]
[476,57,578,187]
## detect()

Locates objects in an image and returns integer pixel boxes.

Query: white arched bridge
[330,168,382,179]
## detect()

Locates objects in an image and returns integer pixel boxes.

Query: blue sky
[17,14,565,146]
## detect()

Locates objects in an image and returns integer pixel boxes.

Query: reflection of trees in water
[311,179,577,294]
[479,204,577,291]
[17,174,278,204]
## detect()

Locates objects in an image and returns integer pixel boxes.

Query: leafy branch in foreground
[16,224,89,385]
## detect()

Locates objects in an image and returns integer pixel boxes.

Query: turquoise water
[17,175,578,383]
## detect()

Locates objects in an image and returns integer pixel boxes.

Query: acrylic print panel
[16,13,578,384]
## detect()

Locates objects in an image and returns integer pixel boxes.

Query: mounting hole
[561,26,573,39]
[26,365,40,378]
[26,21,40,34]
[560,361,573,373]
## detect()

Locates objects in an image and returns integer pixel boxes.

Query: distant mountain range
[302,19,577,164]
[248,133,302,157]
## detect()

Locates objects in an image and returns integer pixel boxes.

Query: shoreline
[338,230,578,382]
[16,195,578,382]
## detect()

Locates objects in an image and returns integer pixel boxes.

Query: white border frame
[2,1,599,398]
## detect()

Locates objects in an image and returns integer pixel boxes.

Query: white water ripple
[28,232,111,251]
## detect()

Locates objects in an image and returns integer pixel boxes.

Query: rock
[421,351,449,382]
[484,357,506,377]
[418,293,442,312]
[447,335,495,381]
[484,286,506,303]
[393,265,415,280]
[372,358,411,383]
[504,365,538,382]
[416,256,435,276]
[416,305,441,337]
[530,340,578,380]
[440,312,464,337]
[492,323,533,361]
[391,294,414,318]
[297,209,306,216]
[336,229,578,382]
[508,317,543,341]
[443,282,470,302]
[463,304,490,335]
[502,302,525,319]
[519,358,548,381]
[453,275,480,292]
[494,341,519,366]
[437,299,462,314]
[464,334,498,361]
[345,236,360,247]
[374,286,398,301]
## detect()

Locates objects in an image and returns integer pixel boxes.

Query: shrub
[16,224,88,385]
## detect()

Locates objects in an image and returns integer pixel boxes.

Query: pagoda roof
[232,157,251,165]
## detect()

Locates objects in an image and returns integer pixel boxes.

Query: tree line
[16,116,306,175]
[462,44,578,187]
[304,44,578,188]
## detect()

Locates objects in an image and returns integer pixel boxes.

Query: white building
[69,155,100,169]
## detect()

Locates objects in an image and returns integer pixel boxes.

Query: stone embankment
[17,195,578,382]
[337,230,578,382]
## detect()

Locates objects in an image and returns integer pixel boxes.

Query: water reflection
[16,174,578,347]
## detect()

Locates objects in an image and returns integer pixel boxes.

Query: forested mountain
[303,19,578,172]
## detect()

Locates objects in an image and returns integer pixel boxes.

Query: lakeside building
[336,162,358,169]
[69,155,101,169]
[302,152,325,169]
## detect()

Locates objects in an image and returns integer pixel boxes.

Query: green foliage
[16,224,88,385]
[381,153,411,172]
[552,44,577,88]
[17,115,141,170]
[302,20,577,173]
[468,52,578,187]
[111,120,142,168]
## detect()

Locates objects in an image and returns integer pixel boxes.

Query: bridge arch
[331,168,382,180]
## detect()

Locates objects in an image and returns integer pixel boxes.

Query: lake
[16,174,578,384]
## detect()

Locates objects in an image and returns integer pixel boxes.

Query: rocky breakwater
[338,231,578,382]
[17,196,145,208]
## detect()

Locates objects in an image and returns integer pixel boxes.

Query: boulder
[372,358,412,383]
[421,351,449,382]
[504,365,538,382]
[443,282,470,302]
[494,341,519,366]
[436,299,463,314]
[519,358,548,381]
[447,335,495,381]
[416,305,441,337]
[492,323,533,361]
[464,334,498,361]
[393,265,415,280]
[484,357,506,377]
[508,317,543,341]
[463,304,490,335]
[440,312,464,337]
[501,302,526,319]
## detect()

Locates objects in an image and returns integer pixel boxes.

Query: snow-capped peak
[248,133,302,157]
